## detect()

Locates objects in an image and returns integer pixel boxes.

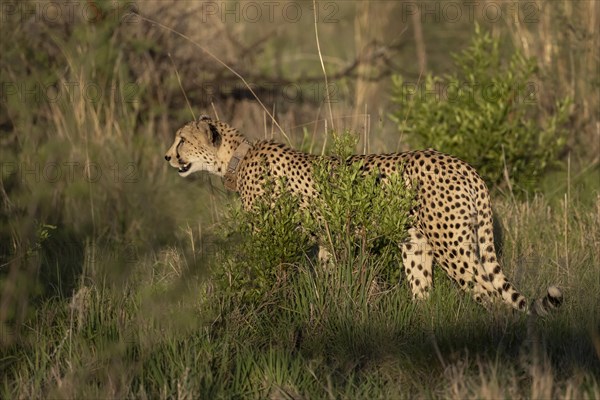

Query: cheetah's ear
[193,117,222,147]
[207,122,222,147]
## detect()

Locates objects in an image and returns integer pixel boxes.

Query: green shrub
[217,132,415,304]
[216,176,312,304]
[306,132,414,283]
[391,24,571,195]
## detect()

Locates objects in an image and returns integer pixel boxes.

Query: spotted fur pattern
[165,117,562,315]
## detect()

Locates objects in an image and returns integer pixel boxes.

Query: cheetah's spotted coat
[165,116,562,315]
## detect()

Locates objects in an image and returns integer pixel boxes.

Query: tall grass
[1,193,599,398]
[0,2,219,345]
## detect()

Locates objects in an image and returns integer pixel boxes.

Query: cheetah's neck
[218,133,253,191]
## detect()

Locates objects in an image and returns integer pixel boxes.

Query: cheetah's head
[164,117,224,177]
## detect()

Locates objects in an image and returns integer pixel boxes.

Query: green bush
[306,132,414,283]
[216,176,312,304]
[391,25,570,195]
[217,132,415,303]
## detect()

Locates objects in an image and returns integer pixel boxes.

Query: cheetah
[165,116,562,316]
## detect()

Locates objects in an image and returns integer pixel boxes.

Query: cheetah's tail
[530,286,563,316]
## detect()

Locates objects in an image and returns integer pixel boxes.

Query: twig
[396,66,423,151]
[210,102,220,121]
[313,0,335,135]
[168,52,195,121]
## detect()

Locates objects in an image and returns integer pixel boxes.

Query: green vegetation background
[1,1,598,398]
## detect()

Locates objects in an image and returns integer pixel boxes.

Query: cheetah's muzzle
[178,163,192,174]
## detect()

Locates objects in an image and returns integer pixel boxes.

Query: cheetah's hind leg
[401,227,434,300]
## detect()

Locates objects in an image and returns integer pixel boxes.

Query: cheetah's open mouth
[178,163,192,173]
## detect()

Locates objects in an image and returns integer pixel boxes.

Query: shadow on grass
[297,302,600,388]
